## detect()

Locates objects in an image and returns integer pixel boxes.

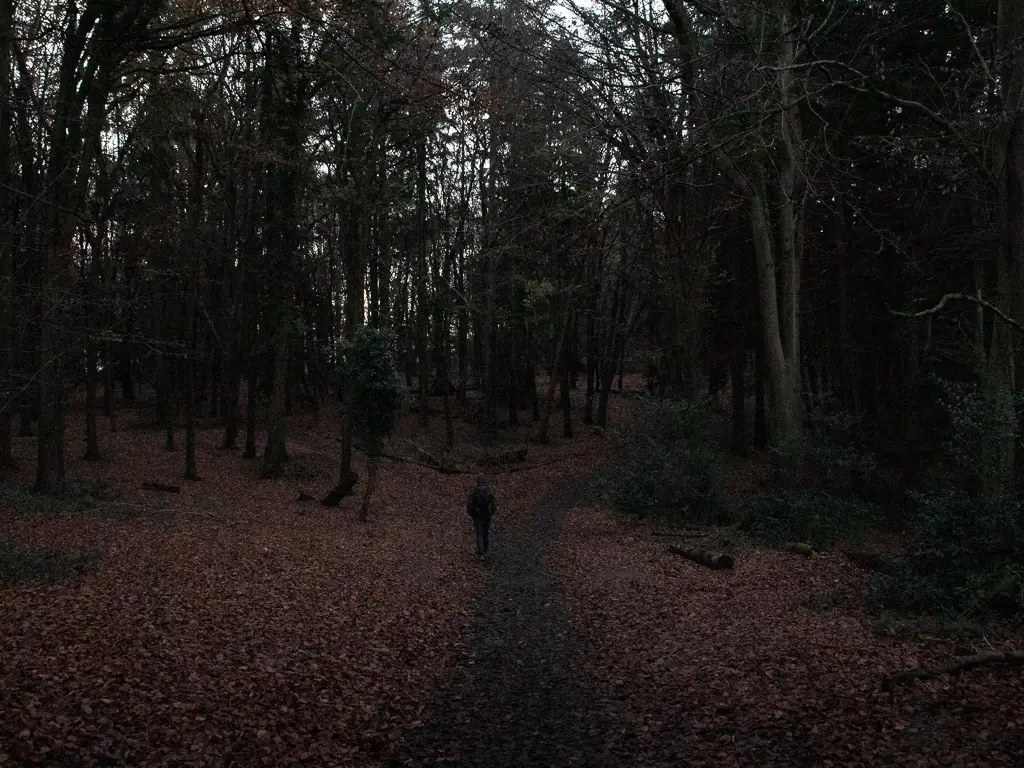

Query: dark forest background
[2,0,1024,622]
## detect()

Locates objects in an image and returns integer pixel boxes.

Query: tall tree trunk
[83,339,101,460]
[836,201,859,413]
[0,0,13,471]
[338,200,365,483]
[561,320,574,438]
[184,275,200,479]
[507,261,520,427]
[456,264,468,404]
[102,339,114,420]
[584,307,596,425]
[34,0,161,493]
[160,353,175,451]
[262,318,289,476]
[243,358,257,459]
[481,131,498,434]
[358,453,378,523]
[19,399,33,437]
[525,323,539,421]
[185,347,198,480]
[118,339,134,402]
[711,8,803,467]
[0,412,11,471]
[985,0,1024,494]
[749,173,801,457]
[416,135,430,424]
[538,312,571,444]
[185,116,204,480]
[221,358,241,450]
[754,338,768,448]
[730,347,747,456]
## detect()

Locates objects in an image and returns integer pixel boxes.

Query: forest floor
[2,381,1024,767]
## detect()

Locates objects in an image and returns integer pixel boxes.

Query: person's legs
[482,514,491,554]
[474,518,485,557]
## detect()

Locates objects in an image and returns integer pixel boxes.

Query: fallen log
[142,481,180,493]
[668,544,734,570]
[652,530,710,539]
[882,650,1024,691]
[784,542,815,557]
[840,548,900,572]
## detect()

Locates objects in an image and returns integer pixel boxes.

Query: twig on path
[651,530,710,538]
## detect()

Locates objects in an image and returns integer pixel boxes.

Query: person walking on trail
[467,474,496,559]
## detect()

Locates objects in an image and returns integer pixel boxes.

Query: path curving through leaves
[393,475,615,768]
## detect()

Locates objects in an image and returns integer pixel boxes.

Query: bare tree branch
[890,293,1024,336]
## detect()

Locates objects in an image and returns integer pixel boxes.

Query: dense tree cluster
[0,0,1021,498]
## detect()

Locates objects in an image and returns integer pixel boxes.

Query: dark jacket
[467,484,495,521]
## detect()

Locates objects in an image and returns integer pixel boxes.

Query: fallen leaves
[3,390,1024,766]
[0,409,493,766]
[550,505,1024,767]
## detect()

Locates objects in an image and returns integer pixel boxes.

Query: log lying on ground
[142,481,180,493]
[840,548,900,573]
[784,542,815,557]
[882,650,1024,691]
[321,470,359,507]
[668,544,734,570]
[652,530,710,539]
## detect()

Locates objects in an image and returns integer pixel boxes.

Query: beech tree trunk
[754,339,767,448]
[730,347,747,456]
[561,321,574,439]
[0,0,12,471]
[358,454,379,522]
[160,353,175,451]
[83,339,100,460]
[34,0,163,493]
[537,311,571,444]
[243,360,257,459]
[416,135,430,425]
[984,0,1024,495]
[262,312,289,477]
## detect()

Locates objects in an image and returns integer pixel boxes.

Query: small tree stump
[321,470,359,507]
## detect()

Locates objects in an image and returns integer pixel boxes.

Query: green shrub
[0,544,103,587]
[340,326,405,450]
[610,397,724,525]
[738,489,879,549]
[869,492,1024,621]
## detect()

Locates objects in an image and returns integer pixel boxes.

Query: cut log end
[668,544,734,570]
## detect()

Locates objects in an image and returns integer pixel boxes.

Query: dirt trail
[393,475,618,768]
